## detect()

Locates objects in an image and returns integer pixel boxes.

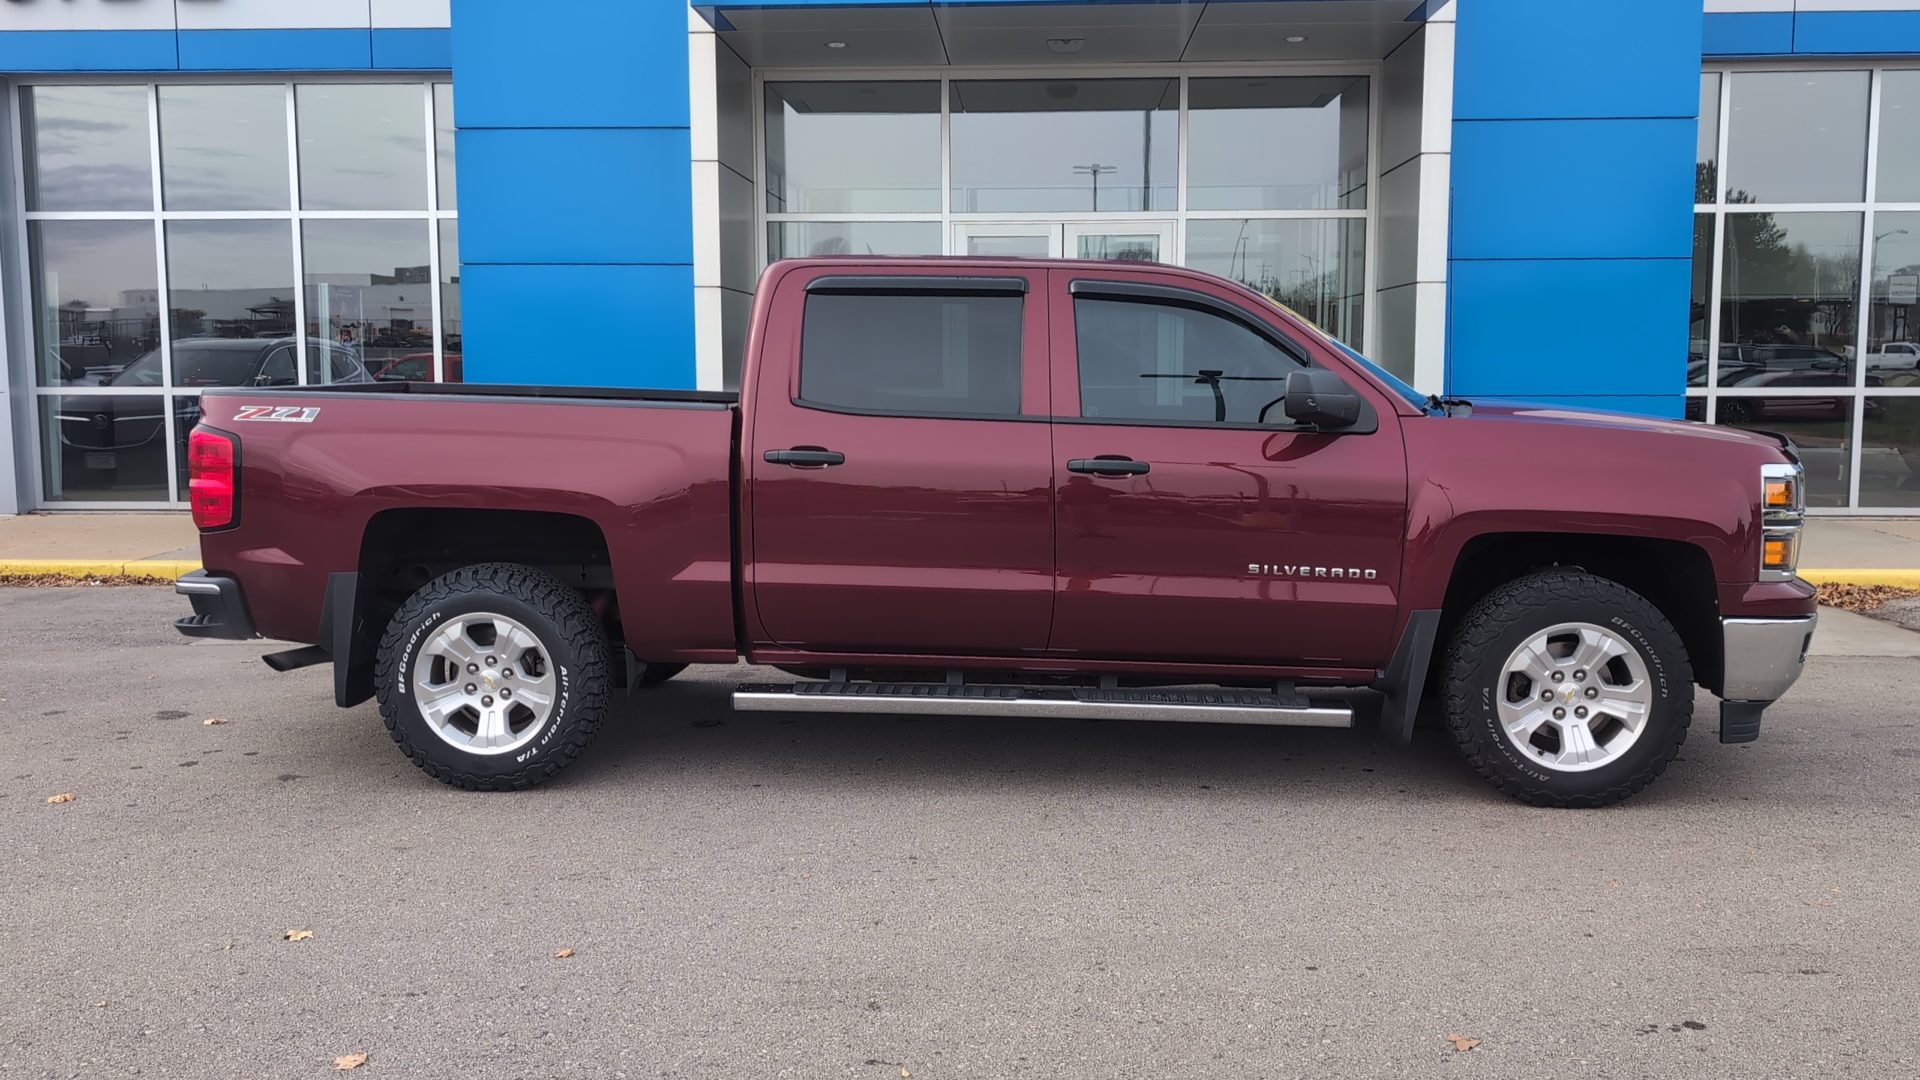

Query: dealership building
[1,0,1919,513]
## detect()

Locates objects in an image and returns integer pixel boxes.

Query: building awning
[698,0,1436,67]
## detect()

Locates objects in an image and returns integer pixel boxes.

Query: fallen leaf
[203,717,229,726]
[554,948,575,958]
[334,1051,368,1070]
[284,929,314,942]
[92,1000,107,1008]
[1445,1033,1481,1052]
[902,1071,911,1078]
[46,792,75,804]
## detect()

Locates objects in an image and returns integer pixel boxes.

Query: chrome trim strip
[1721,614,1818,702]
[732,690,1354,728]
[174,579,223,596]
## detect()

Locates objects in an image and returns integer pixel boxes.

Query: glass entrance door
[1064,221,1175,263]
[954,222,1058,257]
[952,221,1175,261]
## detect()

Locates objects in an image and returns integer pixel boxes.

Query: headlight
[1759,461,1805,581]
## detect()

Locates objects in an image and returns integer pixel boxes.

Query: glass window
[170,395,203,497]
[22,85,153,211]
[951,79,1176,213]
[1869,212,1920,364]
[433,83,457,210]
[164,220,296,361]
[799,292,1023,416]
[1724,71,1869,204]
[27,220,160,388]
[1073,297,1305,424]
[1698,73,1721,205]
[1188,77,1369,211]
[1690,214,1714,386]
[158,85,290,211]
[439,220,461,380]
[39,395,171,502]
[1861,397,1920,507]
[1877,71,1920,203]
[1719,211,1862,380]
[769,221,942,260]
[1715,399,1853,507]
[765,82,939,214]
[296,84,428,210]
[1184,219,1366,346]
[303,220,433,380]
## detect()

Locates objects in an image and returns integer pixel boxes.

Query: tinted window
[798,292,1023,416]
[1074,297,1304,423]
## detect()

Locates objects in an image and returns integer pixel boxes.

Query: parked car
[1685,366,1885,424]
[173,258,1817,808]
[1866,341,1920,371]
[370,352,463,382]
[54,339,368,493]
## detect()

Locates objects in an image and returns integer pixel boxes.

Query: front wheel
[1441,570,1694,808]
[375,563,611,790]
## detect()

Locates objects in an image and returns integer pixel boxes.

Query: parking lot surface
[3,587,1917,1078]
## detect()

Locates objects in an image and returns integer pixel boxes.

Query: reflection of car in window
[54,339,370,490]
[369,352,462,383]
[1866,341,1920,371]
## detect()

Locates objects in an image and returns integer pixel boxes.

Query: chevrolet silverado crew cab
[171,258,1818,807]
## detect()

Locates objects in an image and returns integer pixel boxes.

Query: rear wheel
[1442,570,1693,808]
[375,563,610,790]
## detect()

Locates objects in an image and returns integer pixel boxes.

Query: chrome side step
[732,682,1352,728]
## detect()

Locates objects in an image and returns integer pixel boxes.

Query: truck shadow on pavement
[549,667,1501,804]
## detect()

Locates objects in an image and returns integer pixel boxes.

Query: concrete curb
[1799,568,1920,588]
[0,559,200,579]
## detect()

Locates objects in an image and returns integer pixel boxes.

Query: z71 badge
[232,405,321,423]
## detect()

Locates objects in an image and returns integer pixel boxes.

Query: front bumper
[1722,614,1817,701]
[173,570,258,640]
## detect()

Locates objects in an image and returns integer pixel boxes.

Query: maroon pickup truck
[172,257,1817,807]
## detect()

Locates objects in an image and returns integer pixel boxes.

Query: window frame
[1058,275,1377,434]
[1695,61,1920,513]
[10,72,455,510]
[789,275,1039,422]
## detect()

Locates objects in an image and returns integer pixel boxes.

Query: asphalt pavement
[3,587,1917,1079]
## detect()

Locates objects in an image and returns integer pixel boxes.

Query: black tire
[1717,399,1752,426]
[1441,570,1694,808]
[374,562,610,790]
[635,661,688,688]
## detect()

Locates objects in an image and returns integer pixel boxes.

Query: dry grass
[0,572,174,588]
[1815,581,1920,613]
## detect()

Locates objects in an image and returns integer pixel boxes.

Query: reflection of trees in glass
[1721,197,1859,352]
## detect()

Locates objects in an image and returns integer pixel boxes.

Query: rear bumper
[1721,614,1817,702]
[173,570,258,640]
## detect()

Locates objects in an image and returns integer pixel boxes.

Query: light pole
[1072,163,1117,212]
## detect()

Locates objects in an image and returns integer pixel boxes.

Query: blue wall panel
[177,29,373,71]
[1702,12,1794,57]
[461,264,697,389]
[1447,0,1699,414]
[1795,12,1920,55]
[1447,258,1693,403]
[372,28,453,70]
[1465,396,1685,419]
[1451,119,1695,261]
[450,0,691,129]
[450,0,698,388]
[1453,0,1702,120]
[457,128,694,266]
[0,30,179,71]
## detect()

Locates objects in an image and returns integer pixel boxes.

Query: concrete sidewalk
[2,511,1920,581]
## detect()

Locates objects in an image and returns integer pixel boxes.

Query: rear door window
[798,291,1024,417]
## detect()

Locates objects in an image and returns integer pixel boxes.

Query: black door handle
[764,447,846,467]
[1067,456,1150,476]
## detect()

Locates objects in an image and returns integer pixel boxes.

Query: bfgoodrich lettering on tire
[375,562,610,791]
[1442,569,1693,808]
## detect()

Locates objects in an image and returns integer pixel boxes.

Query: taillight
[188,427,237,529]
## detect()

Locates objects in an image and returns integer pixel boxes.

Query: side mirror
[1281,368,1363,428]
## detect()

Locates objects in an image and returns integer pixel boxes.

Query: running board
[733,682,1352,728]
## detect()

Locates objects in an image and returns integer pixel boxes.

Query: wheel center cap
[1563,685,1581,705]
